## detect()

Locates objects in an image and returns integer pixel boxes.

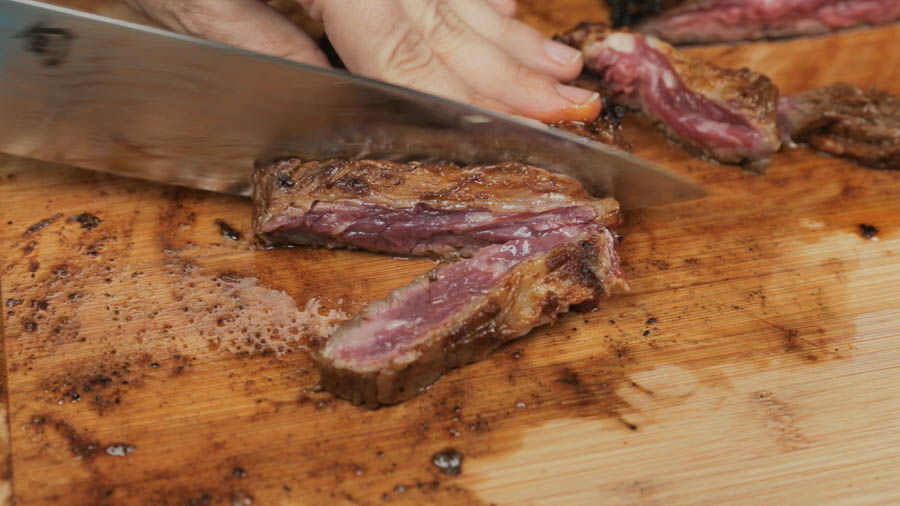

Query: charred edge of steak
[779,83,900,171]
[551,94,632,150]
[636,0,900,45]
[605,0,684,27]
[556,22,781,165]
[316,228,626,408]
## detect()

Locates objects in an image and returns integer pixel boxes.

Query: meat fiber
[779,83,900,170]
[252,158,620,258]
[316,225,626,408]
[637,0,900,45]
[557,22,781,165]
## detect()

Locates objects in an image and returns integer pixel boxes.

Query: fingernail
[544,39,582,66]
[555,83,600,105]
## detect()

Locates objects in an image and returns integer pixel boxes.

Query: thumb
[124,0,331,67]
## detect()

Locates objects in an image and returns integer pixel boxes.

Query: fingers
[449,0,582,82]
[484,0,516,17]
[398,0,600,122]
[307,0,515,114]
[123,0,330,66]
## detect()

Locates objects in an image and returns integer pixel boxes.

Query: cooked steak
[316,225,626,407]
[637,0,900,45]
[606,0,685,28]
[252,159,620,258]
[557,22,781,165]
[779,83,900,170]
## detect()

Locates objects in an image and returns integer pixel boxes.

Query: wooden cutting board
[1,1,899,504]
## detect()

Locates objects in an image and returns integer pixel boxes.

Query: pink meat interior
[265,202,599,256]
[324,226,613,367]
[587,36,764,152]
[657,0,900,40]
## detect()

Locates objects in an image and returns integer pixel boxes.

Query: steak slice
[556,22,781,166]
[252,158,620,258]
[316,225,626,408]
[637,0,900,45]
[779,83,900,170]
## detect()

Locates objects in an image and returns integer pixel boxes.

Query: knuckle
[159,0,216,35]
[295,0,327,21]
[419,0,468,49]
[381,27,437,81]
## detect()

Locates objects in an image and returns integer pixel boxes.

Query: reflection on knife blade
[0,0,705,209]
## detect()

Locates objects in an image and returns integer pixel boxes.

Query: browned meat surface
[637,0,900,45]
[252,159,620,258]
[551,95,631,149]
[316,225,626,408]
[779,83,900,170]
[606,0,685,27]
[557,22,781,166]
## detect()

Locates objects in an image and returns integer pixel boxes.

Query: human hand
[123,0,600,122]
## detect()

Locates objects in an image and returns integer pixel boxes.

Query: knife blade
[0,0,705,209]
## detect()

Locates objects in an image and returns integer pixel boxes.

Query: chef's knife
[0,0,705,209]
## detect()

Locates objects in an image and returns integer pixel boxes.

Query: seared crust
[316,229,626,408]
[779,83,900,170]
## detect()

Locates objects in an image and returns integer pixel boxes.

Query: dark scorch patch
[69,213,102,230]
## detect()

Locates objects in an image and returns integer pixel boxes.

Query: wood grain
[1,1,899,505]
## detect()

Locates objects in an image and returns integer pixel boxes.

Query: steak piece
[252,159,620,258]
[779,83,900,170]
[606,0,685,28]
[557,22,781,165]
[316,225,626,407]
[637,0,900,45]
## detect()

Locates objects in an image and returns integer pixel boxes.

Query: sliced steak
[252,159,620,258]
[606,0,685,28]
[637,0,900,45]
[557,22,781,166]
[779,83,900,170]
[316,225,626,408]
